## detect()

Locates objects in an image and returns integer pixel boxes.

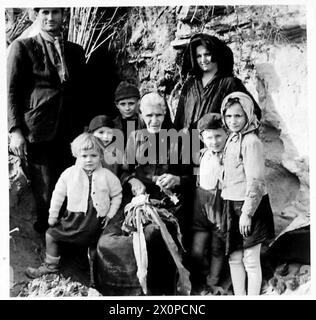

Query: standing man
[8,8,87,233]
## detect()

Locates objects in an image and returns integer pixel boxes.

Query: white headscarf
[221,91,261,163]
[221,91,260,134]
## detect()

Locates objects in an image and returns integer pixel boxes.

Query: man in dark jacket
[7,8,87,232]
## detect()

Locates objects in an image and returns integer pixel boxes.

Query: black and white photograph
[1,0,314,303]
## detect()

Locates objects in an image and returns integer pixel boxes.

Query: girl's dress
[221,195,275,255]
[47,172,102,247]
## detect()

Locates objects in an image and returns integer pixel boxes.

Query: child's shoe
[201,284,227,296]
[25,262,59,279]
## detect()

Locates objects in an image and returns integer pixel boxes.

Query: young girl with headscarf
[220,91,274,295]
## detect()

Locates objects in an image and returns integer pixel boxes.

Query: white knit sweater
[49,164,122,219]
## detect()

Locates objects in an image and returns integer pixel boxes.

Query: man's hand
[129,178,146,196]
[9,129,27,159]
[156,174,180,190]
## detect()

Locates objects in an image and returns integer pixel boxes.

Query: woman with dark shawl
[95,92,193,296]
[174,33,261,131]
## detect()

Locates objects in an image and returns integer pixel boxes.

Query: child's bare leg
[88,246,97,287]
[25,232,60,278]
[46,232,59,257]
[243,244,262,295]
[229,249,246,295]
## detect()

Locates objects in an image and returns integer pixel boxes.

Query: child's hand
[48,217,58,227]
[101,216,111,229]
[239,213,252,237]
[129,178,146,196]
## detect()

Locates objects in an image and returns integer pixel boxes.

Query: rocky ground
[10,189,310,297]
[9,159,94,297]
[10,203,93,297]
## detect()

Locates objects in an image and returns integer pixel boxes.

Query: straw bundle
[68,7,127,62]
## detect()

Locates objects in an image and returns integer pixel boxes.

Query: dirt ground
[9,188,92,297]
[9,185,310,297]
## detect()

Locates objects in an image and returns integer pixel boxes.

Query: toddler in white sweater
[25,133,122,283]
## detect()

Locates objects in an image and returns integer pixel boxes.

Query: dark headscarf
[181,33,234,79]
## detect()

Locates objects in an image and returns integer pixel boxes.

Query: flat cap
[115,81,140,102]
[197,113,223,131]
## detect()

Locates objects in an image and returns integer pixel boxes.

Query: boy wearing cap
[113,81,140,147]
[88,115,123,176]
[191,113,227,295]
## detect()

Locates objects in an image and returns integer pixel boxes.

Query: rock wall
[10,5,308,234]
[114,5,309,233]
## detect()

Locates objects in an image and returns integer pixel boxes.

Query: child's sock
[45,253,61,266]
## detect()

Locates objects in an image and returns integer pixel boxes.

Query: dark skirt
[47,174,102,247]
[47,206,102,247]
[221,194,275,255]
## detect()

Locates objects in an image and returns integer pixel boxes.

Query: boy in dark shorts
[191,113,227,295]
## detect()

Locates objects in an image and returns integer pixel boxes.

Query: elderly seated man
[94,92,193,296]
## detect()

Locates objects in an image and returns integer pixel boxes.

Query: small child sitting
[88,115,123,176]
[25,133,122,286]
[113,81,140,147]
[191,113,227,295]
